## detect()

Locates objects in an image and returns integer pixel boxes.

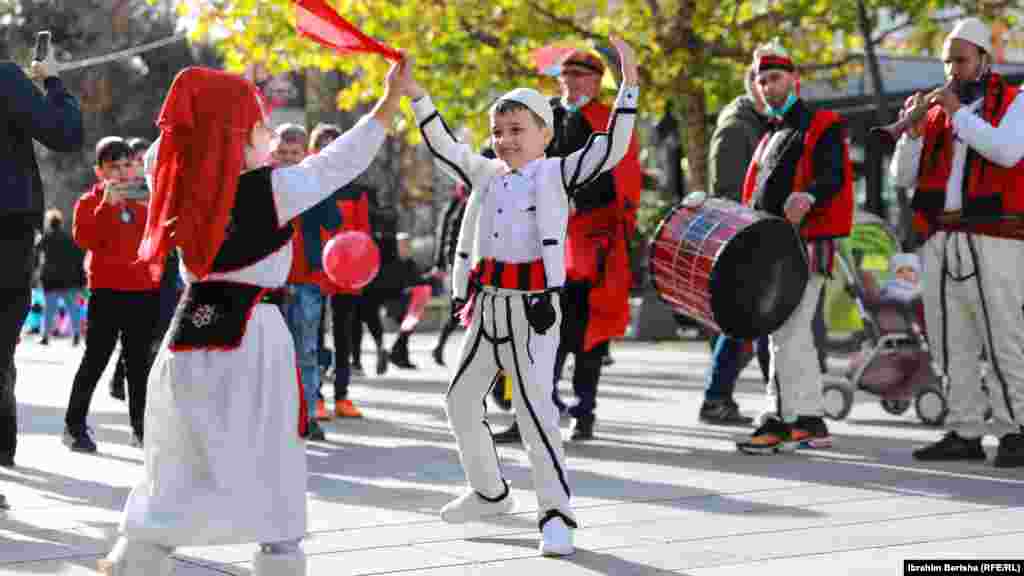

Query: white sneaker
[439,489,516,523]
[539,517,574,557]
[253,549,307,576]
[97,538,173,576]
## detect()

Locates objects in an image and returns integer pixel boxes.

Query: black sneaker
[63,426,97,453]
[492,422,522,444]
[913,431,986,462]
[699,399,753,426]
[375,348,389,376]
[793,416,832,449]
[0,494,8,509]
[432,346,446,367]
[131,433,144,448]
[994,432,1024,468]
[351,363,365,376]
[307,420,326,442]
[570,416,595,441]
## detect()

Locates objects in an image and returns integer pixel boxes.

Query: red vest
[912,74,1024,239]
[742,109,854,240]
[566,100,642,351]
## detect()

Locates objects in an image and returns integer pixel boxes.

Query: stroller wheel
[914,387,947,427]
[880,398,911,416]
[823,383,853,421]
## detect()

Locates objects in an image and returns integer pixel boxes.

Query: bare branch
[523,0,604,41]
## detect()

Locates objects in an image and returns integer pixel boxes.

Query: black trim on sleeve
[457,251,470,259]
[542,239,559,246]
[419,111,473,188]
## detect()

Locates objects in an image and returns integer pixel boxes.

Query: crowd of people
[1,15,1022,575]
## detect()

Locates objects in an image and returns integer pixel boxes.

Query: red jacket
[73,182,161,291]
[911,74,1024,239]
[742,109,854,240]
[565,99,642,351]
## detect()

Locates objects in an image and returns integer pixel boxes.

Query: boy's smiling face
[490,108,551,171]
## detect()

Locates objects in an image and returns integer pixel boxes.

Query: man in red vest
[736,42,854,455]
[491,48,641,443]
[891,17,1024,468]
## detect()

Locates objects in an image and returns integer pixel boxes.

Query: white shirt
[412,85,640,298]
[890,92,1024,212]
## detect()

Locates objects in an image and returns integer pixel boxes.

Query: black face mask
[957,72,988,105]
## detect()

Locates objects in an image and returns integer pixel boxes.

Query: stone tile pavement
[1,333,1021,575]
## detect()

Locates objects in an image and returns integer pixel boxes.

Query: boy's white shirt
[412,85,639,299]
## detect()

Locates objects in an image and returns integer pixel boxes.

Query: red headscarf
[138,67,267,280]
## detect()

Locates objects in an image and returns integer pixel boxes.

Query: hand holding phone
[29,31,59,80]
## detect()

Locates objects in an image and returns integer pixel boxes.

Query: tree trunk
[857,0,889,219]
[679,77,708,195]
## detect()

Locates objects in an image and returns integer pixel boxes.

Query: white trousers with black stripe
[922,231,1024,439]
[766,274,827,422]
[447,287,576,526]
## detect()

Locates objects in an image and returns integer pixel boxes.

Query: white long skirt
[119,304,307,547]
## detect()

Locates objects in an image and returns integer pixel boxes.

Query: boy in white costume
[99,61,413,575]
[405,36,639,556]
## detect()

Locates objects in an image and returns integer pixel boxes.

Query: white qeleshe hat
[945,17,993,55]
[491,88,554,128]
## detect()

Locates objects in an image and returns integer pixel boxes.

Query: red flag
[294,0,402,61]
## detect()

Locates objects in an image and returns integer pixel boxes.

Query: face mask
[563,95,590,113]
[767,91,797,119]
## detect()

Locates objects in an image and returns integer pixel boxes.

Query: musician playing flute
[737,41,854,455]
[891,17,1024,468]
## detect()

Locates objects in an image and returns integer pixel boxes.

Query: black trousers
[65,289,160,437]
[330,293,358,399]
[351,294,384,365]
[553,280,606,420]
[0,221,36,460]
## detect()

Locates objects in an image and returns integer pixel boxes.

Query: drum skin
[649,197,808,339]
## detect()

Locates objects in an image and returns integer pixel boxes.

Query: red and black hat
[755,53,795,74]
[560,50,605,76]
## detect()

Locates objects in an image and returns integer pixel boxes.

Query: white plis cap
[945,17,992,55]
[492,88,553,128]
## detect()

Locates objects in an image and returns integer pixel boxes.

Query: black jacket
[0,62,83,225]
[36,225,85,290]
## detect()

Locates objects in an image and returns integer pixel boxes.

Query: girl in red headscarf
[100,61,412,576]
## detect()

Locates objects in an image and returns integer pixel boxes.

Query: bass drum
[648,194,809,339]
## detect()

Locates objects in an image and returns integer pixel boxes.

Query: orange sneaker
[315,399,333,421]
[335,399,363,418]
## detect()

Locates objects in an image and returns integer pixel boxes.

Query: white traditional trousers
[447,287,576,526]
[921,231,1024,439]
[768,274,827,422]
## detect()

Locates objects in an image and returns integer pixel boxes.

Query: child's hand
[610,35,638,86]
[399,56,425,100]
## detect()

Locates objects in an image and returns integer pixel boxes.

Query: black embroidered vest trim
[210,167,293,273]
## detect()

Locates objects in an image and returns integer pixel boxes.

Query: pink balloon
[322,231,380,291]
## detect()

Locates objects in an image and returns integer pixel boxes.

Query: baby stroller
[822,249,948,426]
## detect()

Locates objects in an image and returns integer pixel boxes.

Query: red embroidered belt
[472,258,547,292]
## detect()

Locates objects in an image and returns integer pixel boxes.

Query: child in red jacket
[64,137,162,452]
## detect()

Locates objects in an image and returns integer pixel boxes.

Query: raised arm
[271,59,410,223]
[2,63,83,153]
[411,95,502,190]
[560,36,640,194]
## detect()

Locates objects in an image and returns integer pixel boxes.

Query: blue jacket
[0,62,84,223]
